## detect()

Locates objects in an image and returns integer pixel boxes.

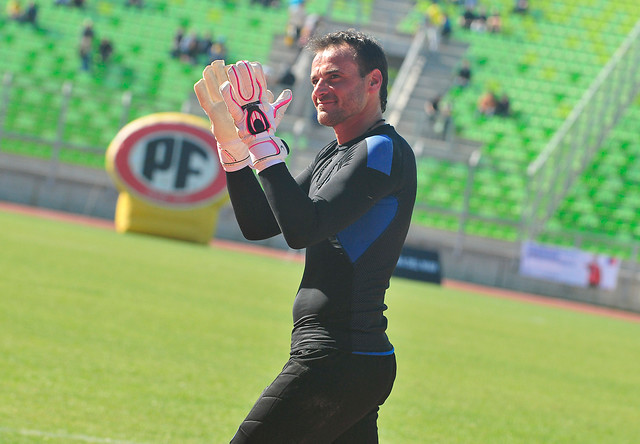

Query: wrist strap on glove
[218,139,251,172]
[250,137,289,173]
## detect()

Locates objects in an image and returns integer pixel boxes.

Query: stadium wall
[2,152,638,313]
[0,152,118,220]
[406,226,640,313]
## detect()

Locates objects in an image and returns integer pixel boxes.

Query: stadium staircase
[2,0,640,260]
[0,0,376,167]
[387,0,640,259]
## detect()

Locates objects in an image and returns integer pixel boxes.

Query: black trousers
[230,349,397,443]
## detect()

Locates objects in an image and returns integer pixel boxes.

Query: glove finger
[203,63,225,103]
[265,89,275,103]
[227,61,259,104]
[197,78,241,144]
[219,80,245,123]
[194,79,216,119]
[249,61,268,100]
[211,59,229,88]
[272,89,293,127]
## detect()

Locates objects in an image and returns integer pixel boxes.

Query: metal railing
[386,27,427,126]
[523,19,640,239]
[2,19,640,268]
[0,71,143,167]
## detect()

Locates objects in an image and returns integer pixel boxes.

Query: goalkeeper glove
[194,60,250,172]
[220,60,293,172]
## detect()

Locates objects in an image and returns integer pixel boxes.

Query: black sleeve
[225,167,280,240]
[225,164,314,241]
[258,141,396,249]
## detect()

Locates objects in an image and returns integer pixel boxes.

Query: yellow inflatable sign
[106,113,228,244]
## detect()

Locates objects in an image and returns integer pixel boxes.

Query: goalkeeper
[195,30,416,443]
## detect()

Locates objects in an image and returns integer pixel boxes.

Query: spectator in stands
[266,62,294,99]
[460,5,475,29]
[208,37,227,63]
[513,0,529,14]
[425,94,452,139]
[494,93,511,116]
[455,60,472,87]
[19,0,37,25]
[434,102,452,140]
[170,27,185,58]
[487,10,502,33]
[477,90,497,116]
[286,0,306,47]
[78,19,94,71]
[179,30,200,64]
[278,64,296,89]
[470,6,487,32]
[79,34,93,71]
[81,18,94,39]
[6,0,22,19]
[98,38,114,63]
[424,1,444,51]
[441,13,452,42]
[198,31,214,56]
[425,94,442,123]
[298,12,320,48]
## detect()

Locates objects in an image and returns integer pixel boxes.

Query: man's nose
[312,79,328,97]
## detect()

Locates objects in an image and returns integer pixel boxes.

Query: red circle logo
[108,115,226,208]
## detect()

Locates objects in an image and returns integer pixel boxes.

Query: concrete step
[391,35,471,149]
[367,0,417,37]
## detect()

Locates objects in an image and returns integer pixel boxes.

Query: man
[455,60,472,87]
[195,29,416,443]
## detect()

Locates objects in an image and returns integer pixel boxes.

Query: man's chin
[316,112,336,128]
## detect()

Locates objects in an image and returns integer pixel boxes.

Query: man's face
[310,44,369,129]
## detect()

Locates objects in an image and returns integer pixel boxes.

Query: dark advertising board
[393,247,443,284]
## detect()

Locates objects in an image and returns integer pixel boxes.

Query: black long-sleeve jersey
[226,124,416,355]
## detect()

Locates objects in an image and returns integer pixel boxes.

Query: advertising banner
[106,112,228,243]
[519,241,620,290]
[394,247,443,284]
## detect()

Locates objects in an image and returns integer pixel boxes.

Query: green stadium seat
[402,0,640,249]
[2,0,639,254]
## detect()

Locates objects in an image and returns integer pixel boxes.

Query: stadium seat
[400,0,640,254]
[2,0,639,256]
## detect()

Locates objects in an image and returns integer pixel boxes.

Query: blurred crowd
[6,0,38,26]
[78,19,115,71]
[170,28,227,65]
[419,0,527,138]
[3,0,329,81]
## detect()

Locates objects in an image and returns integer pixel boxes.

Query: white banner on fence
[519,241,621,290]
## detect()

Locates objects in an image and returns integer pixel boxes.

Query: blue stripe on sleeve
[336,196,398,263]
[366,135,393,176]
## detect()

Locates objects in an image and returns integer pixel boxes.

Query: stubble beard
[315,82,367,128]
[316,108,343,128]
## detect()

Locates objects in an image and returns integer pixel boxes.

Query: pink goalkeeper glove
[220,61,293,172]
[194,60,250,172]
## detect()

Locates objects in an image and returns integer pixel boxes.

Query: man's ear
[368,69,383,90]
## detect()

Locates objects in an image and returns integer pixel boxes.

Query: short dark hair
[307,29,389,113]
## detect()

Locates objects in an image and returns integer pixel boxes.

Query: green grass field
[1,209,639,443]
